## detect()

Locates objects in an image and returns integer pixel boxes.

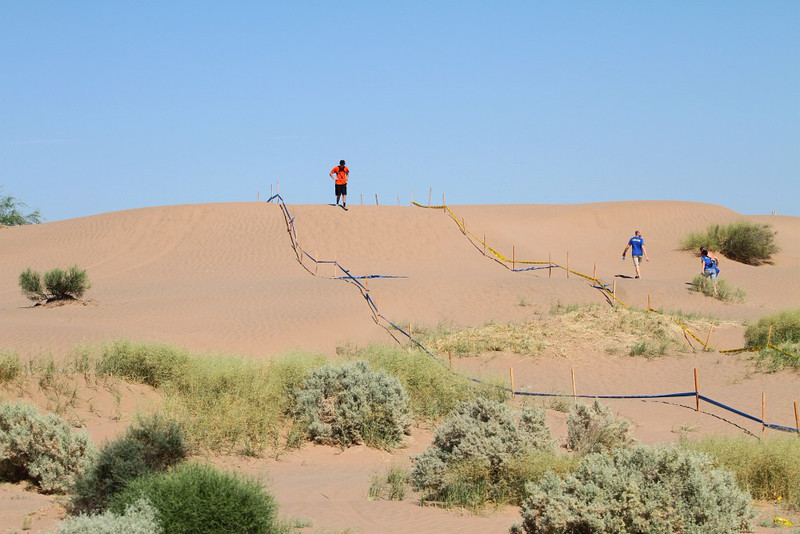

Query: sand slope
[1,200,798,533]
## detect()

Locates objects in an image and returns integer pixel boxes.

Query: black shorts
[335,183,347,196]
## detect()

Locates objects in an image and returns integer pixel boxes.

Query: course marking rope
[267,194,800,435]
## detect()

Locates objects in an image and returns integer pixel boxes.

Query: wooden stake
[461,217,466,235]
[647,294,651,310]
[442,192,445,205]
[762,392,766,439]
[549,253,552,278]
[257,191,260,202]
[428,187,432,206]
[314,250,319,275]
[612,280,617,303]
[566,251,570,278]
[409,323,413,338]
[510,367,515,399]
[448,351,452,371]
[483,234,486,255]
[705,324,714,349]
[767,324,773,347]
[794,400,799,432]
[375,193,379,206]
[694,368,700,411]
[512,246,516,271]
[571,368,577,400]
[593,262,597,281]
[364,276,368,291]
[360,193,363,205]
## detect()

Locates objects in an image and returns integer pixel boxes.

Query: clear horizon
[3,1,798,221]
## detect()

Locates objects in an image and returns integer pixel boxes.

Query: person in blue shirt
[699,248,720,296]
[621,230,649,279]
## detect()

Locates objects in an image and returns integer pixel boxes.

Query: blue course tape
[512,265,556,272]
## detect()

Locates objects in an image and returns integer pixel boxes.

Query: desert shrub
[420,322,546,356]
[745,308,800,348]
[72,414,188,514]
[0,190,42,226]
[412,398,556,508]
[682,435,800,510]
[689,274,746,303]
[566,400,632,455]
[682,221,779,265]
[340,344,505,420]
[96,340,191,388]
[368,465,412,501]
[59,498,161,534]
[19,266,91,303]
[109,462,281,534]
[518,445,756,533]
[294,360,411,449]
[0,350,22,383]
[0,401,96,493]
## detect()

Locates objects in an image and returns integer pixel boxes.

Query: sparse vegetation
[681,435,800,510]
[339,344,506,420]
[517,445,756,533]
[566,400,633,455]
[0,350,22,383]
[369,465,412,501]
[59,498,161,534]
[690,274,746,303]
[682,220,779,265]
[109,462,283,534]
[19,266,91,303]
[0,401,96,493]
[72,414,188,514]
[412,398,560,509]
[0,189,42,226]
[745,309,800,371]
[294,360,411,449]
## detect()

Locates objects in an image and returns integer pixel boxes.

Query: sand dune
[1,200,798,533]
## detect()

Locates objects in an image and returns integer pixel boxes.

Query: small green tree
[19,266,91,303]
[0,189,42,226]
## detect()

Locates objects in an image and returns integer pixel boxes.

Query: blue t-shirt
[702,255,719,274]
[628,236,644,256]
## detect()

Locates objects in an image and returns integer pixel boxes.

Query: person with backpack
[329,159,349,210]
[621,230,649,279]
[700,248,721,296]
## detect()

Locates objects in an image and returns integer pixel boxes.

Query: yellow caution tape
[773,516,794,527]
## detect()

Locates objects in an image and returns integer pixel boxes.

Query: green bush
[745,308,800,348]
[97,340,191,388]
[682,221,779,265]
[0,401,96,493]
[682,435,800,510]
[340,344,505,420]
[0,190,42,226]
[109,462,281,534]
[0,350,22,383]
[412,398,555,508]
[566,400,632,455]
[518,445,756,533]
[689,274,746,303]
[19,266,91,303]
[72,415,188,514]
[59,498,161,534]
[295,360,411,449]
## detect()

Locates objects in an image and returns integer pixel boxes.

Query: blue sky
[2,1,798,221]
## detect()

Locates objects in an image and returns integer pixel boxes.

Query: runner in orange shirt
[329,159,349,210]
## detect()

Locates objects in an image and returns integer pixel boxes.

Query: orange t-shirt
[331,166,349,185]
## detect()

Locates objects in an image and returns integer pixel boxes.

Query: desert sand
[1,200,798,533]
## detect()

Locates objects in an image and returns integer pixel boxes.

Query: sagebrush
[19,266,91,303]
[518,445,756,533]
[566,400,633,455]
[295,360,411,449]
[0,350,22,383]
[59,498,161,534]
[0,401,96,493]
[412,398,558,508]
